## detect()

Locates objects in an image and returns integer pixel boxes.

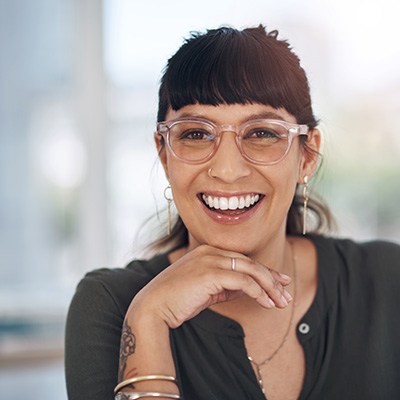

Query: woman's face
[156,103,320,258]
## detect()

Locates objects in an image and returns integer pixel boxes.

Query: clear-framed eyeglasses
[156,117,309,165]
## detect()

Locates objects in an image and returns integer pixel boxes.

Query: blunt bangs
[157,25,317,128]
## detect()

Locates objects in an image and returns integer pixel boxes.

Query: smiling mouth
[200,193,263,214]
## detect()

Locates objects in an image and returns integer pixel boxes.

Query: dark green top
[65,235,400,399]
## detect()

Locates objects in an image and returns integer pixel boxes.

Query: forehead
[165,103,297,124]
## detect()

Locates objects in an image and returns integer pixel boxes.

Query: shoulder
[317,235,399,264]
[312,234,400,284]
[307,235,400,324]
[71,252,170,316]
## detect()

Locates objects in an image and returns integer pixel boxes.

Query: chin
[203,234,258,256]
[191,222,285,257]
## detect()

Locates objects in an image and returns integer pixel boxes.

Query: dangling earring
[302,176,309,235]
[163,185,173,235]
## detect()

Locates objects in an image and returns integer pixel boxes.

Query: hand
[128,245,293,329]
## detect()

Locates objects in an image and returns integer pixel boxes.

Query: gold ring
[231,257,236,271]
[208,168,215,178]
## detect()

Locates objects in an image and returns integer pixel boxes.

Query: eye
[244,128,282,140]
[178,129,215,141]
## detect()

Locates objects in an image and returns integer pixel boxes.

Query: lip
[197,192,265,225]
[201,190,260,197]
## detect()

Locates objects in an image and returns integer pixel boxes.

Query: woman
[65,25,400,400]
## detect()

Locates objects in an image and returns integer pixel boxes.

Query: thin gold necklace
[247,241,297,395]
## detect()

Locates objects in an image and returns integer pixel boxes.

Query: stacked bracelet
[114,375,178,394]
[115,391,181,399]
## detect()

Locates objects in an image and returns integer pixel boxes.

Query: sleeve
[65,276,124,400]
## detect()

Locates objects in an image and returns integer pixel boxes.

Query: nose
[208,131,251,183]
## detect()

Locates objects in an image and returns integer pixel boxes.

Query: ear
[154,132,170,181]
[298,128,321,183]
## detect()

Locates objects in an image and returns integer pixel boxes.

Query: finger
[275,271,292,285]
[267,268,294,304]
[215,271,276,309]
[199,245,291,288]
[202,249,293,309]
[210,249,291,284]
[226,257,293,309]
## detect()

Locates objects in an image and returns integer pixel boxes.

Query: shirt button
[298,322,310,335]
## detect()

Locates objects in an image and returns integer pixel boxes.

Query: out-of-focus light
[31,102,88,190]
[40,133,87,189]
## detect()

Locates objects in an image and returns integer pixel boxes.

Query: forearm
[117,310,179,397]
[114,244,291,399]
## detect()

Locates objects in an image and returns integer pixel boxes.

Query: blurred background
[1,0,399,398]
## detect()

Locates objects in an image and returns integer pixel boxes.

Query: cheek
[261,160,300,210]
[167,162,199,202]
[261,155,301,188]
[168,160,188,183]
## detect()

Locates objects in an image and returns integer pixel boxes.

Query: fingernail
[268,298,276,308]
[281,295,288,306]
[280,273,291,280]
[284,290,293,302]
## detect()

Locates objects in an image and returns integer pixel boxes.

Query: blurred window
[1,1,399,399]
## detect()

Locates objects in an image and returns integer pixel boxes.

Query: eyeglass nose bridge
[215,123,241,137]
[211,124,245,158]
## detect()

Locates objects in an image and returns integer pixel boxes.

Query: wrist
[125,298,170,332]
[119,307,175,382]
[127,289,175,328]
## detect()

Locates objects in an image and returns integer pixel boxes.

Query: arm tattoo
[118,319,136,382]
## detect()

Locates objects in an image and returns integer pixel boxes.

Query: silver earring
[163,185,173,235]
[302,176,309,235]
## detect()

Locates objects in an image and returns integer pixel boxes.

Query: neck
[249,231,291,275]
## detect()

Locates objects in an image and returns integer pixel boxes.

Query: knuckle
[241,274,254,286]
[247,277,263,296]
[197,244,211,254]
[273,278,280,289]
[201,254,213,264]
[253,261,265,275]
[248,259,259,270]
[216,254,229,268]
[202,253,222,269]
[270,279,283,297]
[254,284,264,297]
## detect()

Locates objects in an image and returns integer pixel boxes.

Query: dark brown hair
[148,25,334,253]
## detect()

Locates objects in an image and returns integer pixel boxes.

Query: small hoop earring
[302,176,309,235]
[163,185,173,235]
[208,168,215,178]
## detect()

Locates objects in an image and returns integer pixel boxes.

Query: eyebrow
[175,111,286,123]
[244,112,285,122]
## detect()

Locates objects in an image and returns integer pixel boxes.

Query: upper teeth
[202,194,261,210]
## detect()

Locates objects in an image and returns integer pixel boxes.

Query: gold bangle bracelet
[114,375,178,395]
[115,392,181,400]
